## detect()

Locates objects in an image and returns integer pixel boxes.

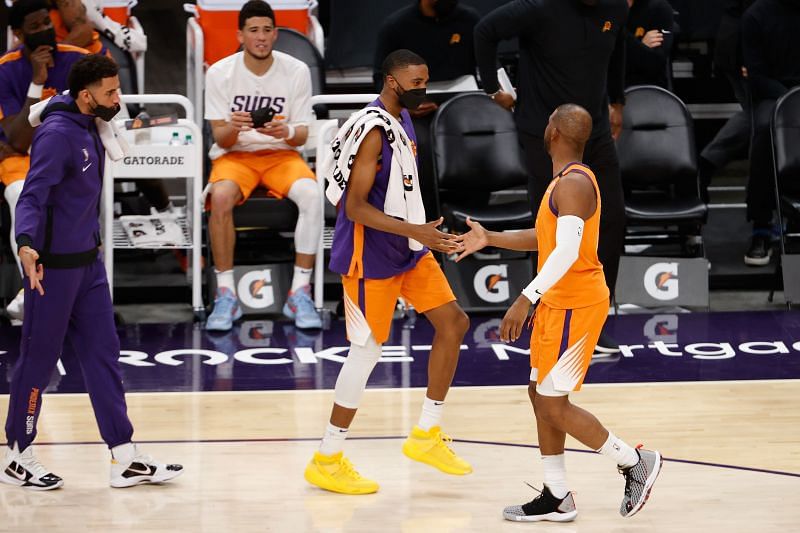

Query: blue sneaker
[283,285,322,329]
[206,288,242,331]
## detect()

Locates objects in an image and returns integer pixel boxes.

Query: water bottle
[168,131,181,146]
[183,134,193,145]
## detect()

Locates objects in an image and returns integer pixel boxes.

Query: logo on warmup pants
[644,262,679,301]
[474,265,510,303]
[238,270,275,309]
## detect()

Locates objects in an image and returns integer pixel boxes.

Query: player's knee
[452,308,470,337]
[533,395,561,425]
[289,178,320,213]
[209,185,238,213]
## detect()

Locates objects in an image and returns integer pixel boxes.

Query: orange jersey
[536,162,609,309]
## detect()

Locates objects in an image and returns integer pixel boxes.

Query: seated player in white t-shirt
[204,0,322,331]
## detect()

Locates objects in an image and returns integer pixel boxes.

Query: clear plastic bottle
[168,131,181,146]
[183,134,193,145]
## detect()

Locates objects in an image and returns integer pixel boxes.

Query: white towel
[120,213,185,247]
[28,96,129,161]
[321,106,426,251]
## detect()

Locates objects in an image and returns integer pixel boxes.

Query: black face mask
[88,91,120,122]
[24,27,56,52]
[433,0,458,17]
[394,82,427,111]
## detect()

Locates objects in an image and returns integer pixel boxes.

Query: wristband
[27,83,44,100]
[286,124,296,141]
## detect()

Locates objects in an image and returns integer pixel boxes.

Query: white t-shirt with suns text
[205,50,312,159]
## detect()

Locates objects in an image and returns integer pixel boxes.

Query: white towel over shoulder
[28,96,130,161]
[320,106,426,251]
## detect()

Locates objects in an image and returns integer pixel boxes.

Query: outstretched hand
[412,217,459,253]
[454,217,489,262]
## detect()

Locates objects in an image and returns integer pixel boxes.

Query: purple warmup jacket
[15,94,104,268]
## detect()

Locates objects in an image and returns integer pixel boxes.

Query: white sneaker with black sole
[109,443,183,488]
[503,484,577,522]
[0,444,63,491]
[619,446,663,517]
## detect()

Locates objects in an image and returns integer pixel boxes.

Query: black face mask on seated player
[394,83,427,111]
[24,27,56,52]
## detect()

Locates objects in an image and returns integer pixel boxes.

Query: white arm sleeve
[521,215,584,304]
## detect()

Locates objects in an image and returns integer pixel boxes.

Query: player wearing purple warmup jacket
[0,55,183,491]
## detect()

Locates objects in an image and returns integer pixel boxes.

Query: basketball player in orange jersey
[456,103,662,522]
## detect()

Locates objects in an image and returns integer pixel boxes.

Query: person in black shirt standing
[475,0,628,353]
[624,0,675,88]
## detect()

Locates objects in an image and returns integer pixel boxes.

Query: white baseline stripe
[34,379,800,399]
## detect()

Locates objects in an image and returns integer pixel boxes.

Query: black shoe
[619,447,663,517]
[503,485,577,522]
[595,329,620,354]
[744,232,773,266]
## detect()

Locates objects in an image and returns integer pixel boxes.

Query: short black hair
[68,55,119,98]
[9,0,49,30]
[381,49,427,79]
[238,0,276,29]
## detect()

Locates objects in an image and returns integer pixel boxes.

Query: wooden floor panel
[0,382,798,532]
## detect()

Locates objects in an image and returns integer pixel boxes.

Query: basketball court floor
[0,310,798,532]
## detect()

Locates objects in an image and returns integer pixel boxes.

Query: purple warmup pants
[4,257,133,451]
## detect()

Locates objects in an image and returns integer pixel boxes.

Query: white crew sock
[597,431,639,468]
[319,422,348,456]
[291,265,313,293]
[417,397,444,431]
[542,454,569,499]
[215,269,236,295]
[111,442,136,464]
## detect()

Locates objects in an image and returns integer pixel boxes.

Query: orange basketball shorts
[0,155,30,186]
[208,149,314,203]
[341,252,456,345]
[529,298,609,396]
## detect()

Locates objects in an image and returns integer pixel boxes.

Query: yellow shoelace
[434,431,457,456]
[338,457,363,479]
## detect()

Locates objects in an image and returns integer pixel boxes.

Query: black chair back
[772,86,800,195]
[617,85,697,191]
[432,93,528,193]
[274,28,324,95]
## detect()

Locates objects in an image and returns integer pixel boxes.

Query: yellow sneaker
[402,426,473,475]
[304,451,379,495]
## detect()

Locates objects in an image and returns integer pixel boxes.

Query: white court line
[32,378,799,399]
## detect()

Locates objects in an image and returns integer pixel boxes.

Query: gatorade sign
[443,257,533,311]
[616,256,708,308]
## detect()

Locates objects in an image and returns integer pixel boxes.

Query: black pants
[519,131,626,295]
[700,73,751,169]
[746,98,778,228]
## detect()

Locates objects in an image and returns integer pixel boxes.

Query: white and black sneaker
[0,444,63,491]
[619,446,663,517]
[503,484,577,522]
[109,444,183,488]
